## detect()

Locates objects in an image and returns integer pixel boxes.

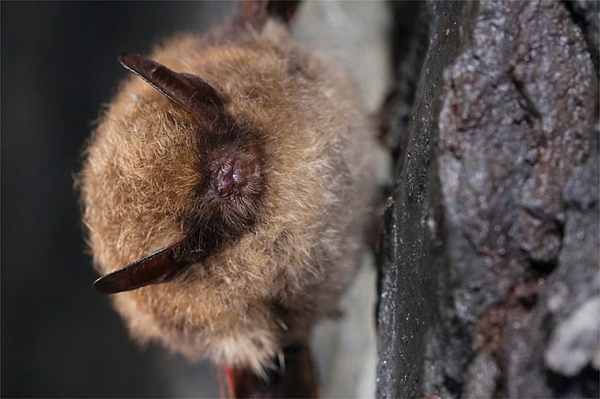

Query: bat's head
[88,53,267,294]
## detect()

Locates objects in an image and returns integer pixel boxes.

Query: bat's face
[79,22,375,374]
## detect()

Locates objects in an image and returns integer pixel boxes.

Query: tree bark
[377,1,599,397]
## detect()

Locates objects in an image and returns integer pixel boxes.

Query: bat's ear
[118,53,226,123]
[239,0,301,28]
[92,239,192,294]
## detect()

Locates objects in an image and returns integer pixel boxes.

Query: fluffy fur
[79,17,375,375]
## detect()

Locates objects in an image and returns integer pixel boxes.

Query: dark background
[2,2,238,397]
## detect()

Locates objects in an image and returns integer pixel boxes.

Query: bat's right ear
[92,239,192,294]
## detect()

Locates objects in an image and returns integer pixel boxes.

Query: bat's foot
[219,342,318,398]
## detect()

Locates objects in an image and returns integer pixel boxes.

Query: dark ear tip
[117,52,146,71]
[117,52,130,66]
[92,275,117,295]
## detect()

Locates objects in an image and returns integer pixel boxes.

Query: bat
[78,0,376,396]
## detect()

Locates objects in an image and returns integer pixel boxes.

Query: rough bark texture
[377,1,599,397]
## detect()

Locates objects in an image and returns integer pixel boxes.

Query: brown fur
[79,18,375,375]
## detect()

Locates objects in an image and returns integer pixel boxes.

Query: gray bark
[377,1,599,397]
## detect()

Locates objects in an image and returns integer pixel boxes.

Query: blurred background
[2,1,390,397]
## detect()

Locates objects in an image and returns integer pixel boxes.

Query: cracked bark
[377,1,599,397]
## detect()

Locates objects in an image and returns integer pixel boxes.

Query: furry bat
[78,0,375,396]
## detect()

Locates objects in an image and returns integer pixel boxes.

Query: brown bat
[78,0,375,396]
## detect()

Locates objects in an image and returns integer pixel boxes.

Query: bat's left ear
[118,52,226,124]
[92,239,193,294]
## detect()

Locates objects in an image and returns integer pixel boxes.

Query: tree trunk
[377,1,599,397]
